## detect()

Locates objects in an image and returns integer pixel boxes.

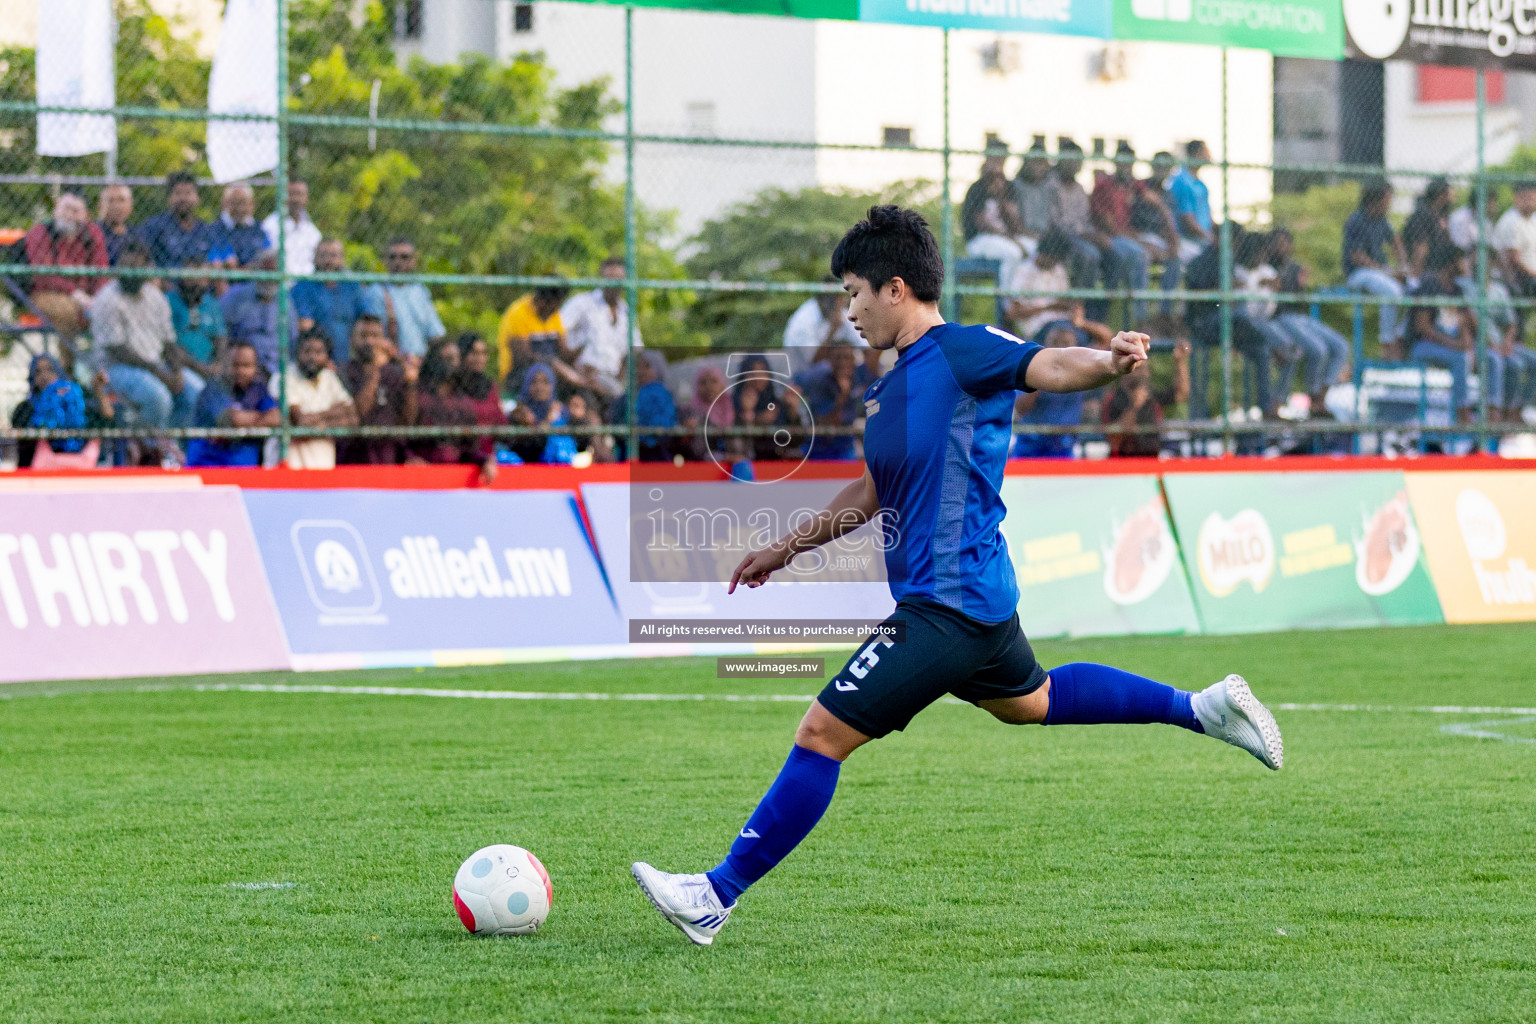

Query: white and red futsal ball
[453,844,552,935]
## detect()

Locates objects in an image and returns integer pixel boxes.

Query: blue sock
[707,745,841,905]
[1043,662,1202,733]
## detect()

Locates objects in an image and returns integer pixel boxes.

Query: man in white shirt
[271,331,358,469]
[560,258,642,403]
[782,288,865,374]
[260,180,322,275]
[1005,228,1078,341]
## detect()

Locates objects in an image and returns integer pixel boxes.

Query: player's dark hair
[830,205,943,304]
[1184,139,1207,160]
[165,170,196,194]
[1426,240,1463,273]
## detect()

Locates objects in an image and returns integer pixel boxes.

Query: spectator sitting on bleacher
[1402,177,1453,283]
[24,192,109,347]
[95,184,134,266]
[1406,242,1486,424]
[1102,334,1191,458]
[1266,227,1351,416]
[1133,151,1185,304]
[186,341,279,468]
[1167,140,1216,257]
[261,179,321,275]
[1343,178,1407,352]
[137,172,212,269]
[413,339,499,472]
[1012,325,1087,459]
[381,238,446,359]
[799,340,870,461]
[1233,231,1303,410]
[1010,142,1055,252]
[340,314,418,465]
[562,259,643,407]
[220,250,292,377]
[1047,140,1112,322]
[783,285,863,375]
[1090,142,1154,324]
[96,242,205,434]
[496,285,569,386]
[1183,226,1276,419]
[563,390,613,463]
[680,365,741,462]
[962,146,1028,284]
[610,351,677,463]
[272,330,357,470]
[1494,181,1536,334]
[292,238,386,363]
[166,260,227,381]
[1006,227,1076,341]
[10,353,96,469]
[1448,189,1498,254]
[206,183,269,271]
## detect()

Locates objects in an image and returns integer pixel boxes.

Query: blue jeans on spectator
[1274,313,1351,396]
[1066,236,1107,322]
[1410,341,1472,412]
[1347,268,1405,347]
[1189,310,1273,417]
[1502,345,1536,409]
[107,364,203,429]
[1099,237,1150,324]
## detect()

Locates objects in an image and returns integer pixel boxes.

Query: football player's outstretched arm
[1025,331,1149,394]
[729,467,879,592]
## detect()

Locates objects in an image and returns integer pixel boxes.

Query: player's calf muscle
[794,701,870,761]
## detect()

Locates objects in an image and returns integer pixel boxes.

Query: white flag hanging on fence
[35,0,116,157]
[207,0,278,184]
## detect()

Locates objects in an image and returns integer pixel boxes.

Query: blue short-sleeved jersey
[862,322,1041,623]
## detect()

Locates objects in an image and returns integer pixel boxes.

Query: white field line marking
[7,684,1536,717]
[225,881,298,890]
[1439,717,1536,744]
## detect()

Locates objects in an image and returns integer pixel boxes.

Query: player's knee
[794,702,870,760]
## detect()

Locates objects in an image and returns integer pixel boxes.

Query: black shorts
[817,597,1048,739]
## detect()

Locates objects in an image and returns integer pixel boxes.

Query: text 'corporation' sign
[1114,0,1344,56]
[1345,0,1536,68]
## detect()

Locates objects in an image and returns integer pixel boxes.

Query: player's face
[841,273,898,350]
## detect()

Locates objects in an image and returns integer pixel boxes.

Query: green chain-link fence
[2,0,1534,469]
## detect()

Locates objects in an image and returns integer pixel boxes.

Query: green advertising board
[1110,0,1344,57]
[1163,471,1444,635]
[999,476,1201,639]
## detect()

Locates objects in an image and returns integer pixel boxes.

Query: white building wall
[1383,61,1522,181]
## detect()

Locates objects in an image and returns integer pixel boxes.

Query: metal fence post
[275,0,291,463]
[624,4,638,465]
[1475,68,1490,446]
[1218,47,1233,451]
[940,29,954,320]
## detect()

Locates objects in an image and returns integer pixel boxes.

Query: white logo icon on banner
[1455,489,1507,562]
[291,520,385,622]
[313,540,364,594]
[1344,0,1410,59]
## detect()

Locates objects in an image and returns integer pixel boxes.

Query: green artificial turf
[2,624,1534,1023]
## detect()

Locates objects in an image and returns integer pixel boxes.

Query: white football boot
[1191,674,1284,770]
[631,862,735,946]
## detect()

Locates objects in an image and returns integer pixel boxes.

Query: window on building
[395,0,423,41]
[514,3,535,33]
[1417,65,1505,104]
[686,102,716,138]
[882,126,913,149]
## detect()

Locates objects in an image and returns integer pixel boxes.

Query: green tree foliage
[1268,182,1359,288]
[2,0,693,346]
[683,183,940,350]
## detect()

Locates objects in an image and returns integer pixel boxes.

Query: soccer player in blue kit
[632,206,1283,945]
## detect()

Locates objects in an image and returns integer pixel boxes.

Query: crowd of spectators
[8,158,1536,470]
